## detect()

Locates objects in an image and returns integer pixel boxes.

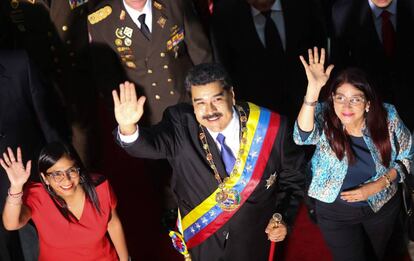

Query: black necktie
[381,10,395,59]
[261,10,284,56]
[138,14,151,40]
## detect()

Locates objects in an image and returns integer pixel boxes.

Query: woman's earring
[46,184,51,192]
[79,176,85,184]
[365,107,369,113]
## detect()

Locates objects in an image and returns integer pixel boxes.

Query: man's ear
[230,87,236,105]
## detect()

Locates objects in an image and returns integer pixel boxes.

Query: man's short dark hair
[184,63,233,92]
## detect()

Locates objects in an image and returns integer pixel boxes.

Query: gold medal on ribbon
[215,184,241,211]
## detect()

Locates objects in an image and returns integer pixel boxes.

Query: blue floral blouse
[293,103,413,212]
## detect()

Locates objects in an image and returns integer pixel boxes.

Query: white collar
[123,0,153,19]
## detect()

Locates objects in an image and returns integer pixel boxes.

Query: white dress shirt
[206,108,240,158]
[123,0,153,33]
[368,0,397,43]
[250,0,286,50]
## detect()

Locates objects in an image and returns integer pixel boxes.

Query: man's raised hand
[112,81,146,135]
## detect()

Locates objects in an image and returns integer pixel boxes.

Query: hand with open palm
[299,47,334,100]
[112,81,147,135]
[0,147,31,192]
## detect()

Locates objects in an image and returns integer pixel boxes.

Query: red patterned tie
[381,10,395,59]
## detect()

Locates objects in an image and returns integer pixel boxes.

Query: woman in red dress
[1,142,129,261]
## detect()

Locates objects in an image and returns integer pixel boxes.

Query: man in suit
[211,0,326,120]
[112,63,305,260]
[3,0,100,169]
[0,50,63,261]
[331,0,414,130]
[88,0,213,234]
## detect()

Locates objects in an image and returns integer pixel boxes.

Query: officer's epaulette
[88,6,112,25]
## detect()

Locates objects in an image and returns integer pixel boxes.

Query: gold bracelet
[303,96,317,106]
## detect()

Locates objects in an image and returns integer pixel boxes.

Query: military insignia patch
[120,10,126,20]
[88,6,112,25]
[69,0,88,10]
[153,1,162,10]
[115,27,126,39]
[124,38,132,46]
[115,39,123,46]
[123,27,133,38]
[167,29,184,51]
[157,16,166,28]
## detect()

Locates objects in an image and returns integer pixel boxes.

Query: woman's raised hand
[0,147,31,188]
[112,81,146,135]
[300,47,334,97]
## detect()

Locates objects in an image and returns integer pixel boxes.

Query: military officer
[88,0,213,124]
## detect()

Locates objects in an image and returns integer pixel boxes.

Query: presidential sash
[169,103,280,253]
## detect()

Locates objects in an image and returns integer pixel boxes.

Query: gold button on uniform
[62,25,68,31]
[147,69,153,74]
[160,52,165,57]
[167,78,172,82]
[152,82,157,87]
[170,91,175,95]
[163,65,168,69]
[155,95,161,100]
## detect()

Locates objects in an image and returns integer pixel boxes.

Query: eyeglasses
[46,166,80,183]
[332,94,366,106]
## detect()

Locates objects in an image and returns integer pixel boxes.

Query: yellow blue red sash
[178,103,280,249]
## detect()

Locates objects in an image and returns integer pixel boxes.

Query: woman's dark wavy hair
[38,142,102,222]
[322,68,391,166]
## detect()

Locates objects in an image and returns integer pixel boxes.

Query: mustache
[202,112,223,120]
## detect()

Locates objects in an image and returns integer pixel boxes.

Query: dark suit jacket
[117,102,305,260]
[2,0,96,125]
[211,0,326,119]
[331,0,414,129]
[88,0,212,125]
[0,50,62,211]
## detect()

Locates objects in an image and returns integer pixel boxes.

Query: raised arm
[297,47,334,131]
[112,81,147,135]
[0,147,32,230]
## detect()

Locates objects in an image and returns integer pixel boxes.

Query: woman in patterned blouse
[293,47,413,261]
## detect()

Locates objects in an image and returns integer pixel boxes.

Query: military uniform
[88,0,212,124]
[5,0,102,169]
